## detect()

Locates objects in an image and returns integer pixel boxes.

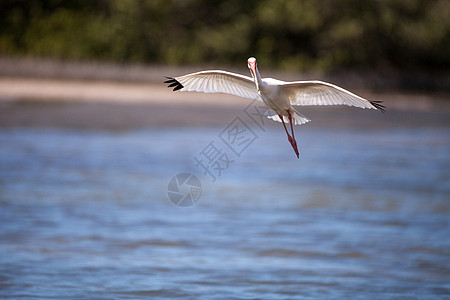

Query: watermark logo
[167,172,202,207]
[167,100,272,207]
[193,141,234,182]
[219,117,258,156]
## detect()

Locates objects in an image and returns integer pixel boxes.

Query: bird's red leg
[278,113,299,158]
[278,114,292,142]
[287,111,300,158]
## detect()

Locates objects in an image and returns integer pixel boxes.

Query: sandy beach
[0,76,448,130]
[0,58,448,129]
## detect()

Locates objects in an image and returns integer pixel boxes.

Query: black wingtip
[164,77,184,91]
[370,100,386,113]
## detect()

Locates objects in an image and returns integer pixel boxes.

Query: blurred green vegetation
[1,0,448,71]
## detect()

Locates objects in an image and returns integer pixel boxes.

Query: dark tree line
[1,0,448,71]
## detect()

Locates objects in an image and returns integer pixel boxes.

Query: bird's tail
[265,107,311,125]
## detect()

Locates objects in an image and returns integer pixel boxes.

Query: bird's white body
[259,78,289,113]
[165,57,384,157]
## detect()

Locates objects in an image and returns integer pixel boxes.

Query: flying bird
[165,57,384,158]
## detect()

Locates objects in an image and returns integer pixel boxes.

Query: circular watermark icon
[167,173,202,207]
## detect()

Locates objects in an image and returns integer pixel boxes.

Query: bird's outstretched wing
[165,70,263,101]
[280,81,385,112]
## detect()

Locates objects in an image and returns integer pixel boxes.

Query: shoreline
[0,76,448,110]
[1,57,449,92]
[0,84,448,129]
[0,61,448,129]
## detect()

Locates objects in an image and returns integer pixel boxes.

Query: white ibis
[165,57,384,158]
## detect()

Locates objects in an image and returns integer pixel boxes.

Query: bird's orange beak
[247,59,259,92]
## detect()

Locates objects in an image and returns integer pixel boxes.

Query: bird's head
[247,57,257,76]
[247,57,259,91]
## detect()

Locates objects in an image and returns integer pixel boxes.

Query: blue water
[0,124,449,299]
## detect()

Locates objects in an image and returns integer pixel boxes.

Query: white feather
[280,80,376,110]
[175,70,263,101]
[264,108,311,125]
